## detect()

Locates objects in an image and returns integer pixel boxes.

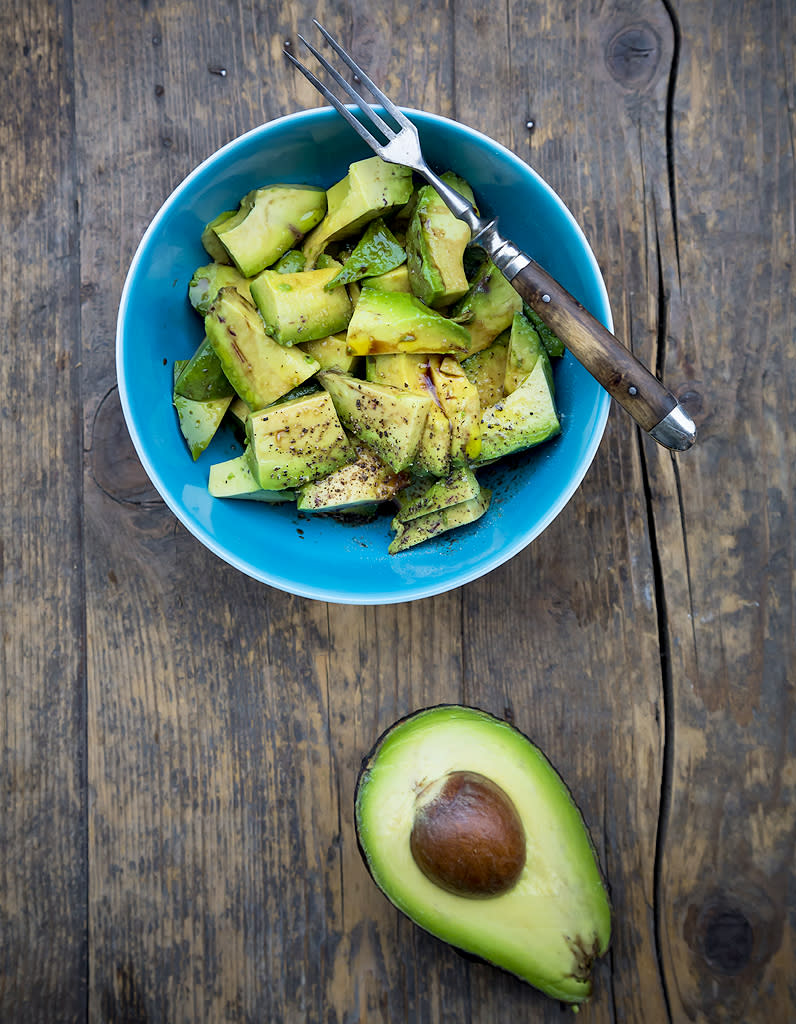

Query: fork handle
[504,255,696,450]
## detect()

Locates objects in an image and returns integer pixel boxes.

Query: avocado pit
[410,770,526,897]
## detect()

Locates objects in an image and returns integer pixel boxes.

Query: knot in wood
[698,905,754,975]
[90,387,162,506]
[605,23,662,90]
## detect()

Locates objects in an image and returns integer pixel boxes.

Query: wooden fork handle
[507,257,696,450]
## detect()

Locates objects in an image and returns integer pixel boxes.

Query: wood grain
[0,1,87,1020]
[1,0,794,1022]
[652,2,796,1019]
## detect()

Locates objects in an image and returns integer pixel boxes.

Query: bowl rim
[116,105,612,604]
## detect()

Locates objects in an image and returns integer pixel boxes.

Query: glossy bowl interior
[117,107,611,604]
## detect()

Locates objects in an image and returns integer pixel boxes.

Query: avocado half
[354,705,611,1004]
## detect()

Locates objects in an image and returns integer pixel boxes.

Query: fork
[285,21,696,451]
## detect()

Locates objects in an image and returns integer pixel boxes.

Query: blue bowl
[117,107,611,605]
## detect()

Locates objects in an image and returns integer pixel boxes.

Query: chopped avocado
[365,352,451,478]
[364,351,434,392]
[478,356,560,463]
[319,370,432,474]
[388,487,491,553]
[213,184,327,277]
[245,390,354,490]
[226,395,251,432]
[504,311,544,395]
[296,440,408,512]
[346,281,362,307]
[188,262,253,316]
[172,360,232,460]
[299,332,360,374]
[208,451,295,502]
[361,264,412,293]
[249,265,353,346]
[302,156,414,265]
[450,258,523,355]
[201,210,236,264]
[354,706,611,1002]
[315,252,339,270]
[393,465,481,522]
[324,217,406,290]
[347,287,471,357]
[414,403,452,478]
[174,336,234,401]
[524,304,566,359]
[406,172,474,308]
[428,355,481,464]
[461,331,509,409]
[270,379,323,405]
[273,249,307,274]
[205,287,320,411]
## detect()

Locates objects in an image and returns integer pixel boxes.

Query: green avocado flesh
[347,287,471,357]
[205,288,320,410]
[178,159,569,557]
[213,184,327,277]
[302,156,413,265]
[355,706,611,1004]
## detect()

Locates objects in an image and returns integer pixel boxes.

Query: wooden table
[2,1,794,1021]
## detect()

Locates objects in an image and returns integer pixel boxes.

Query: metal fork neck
[421,163,531,281]
[470,220,531,280]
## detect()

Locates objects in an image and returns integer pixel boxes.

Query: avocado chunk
[366,353,451,478]
[174,336,234,402]
[461,331,509,409]
[504,311,549,395]
[406,173,474,308]
[347,287,471,357]
[205,288,320,411]
[172,360,232,460]
[428,355,481,464]
[354,705,611,1002]
[319,370,432,474]
[245,390,354,490]
[388,487,491,553]
[302,156,414,266]
[324,217,406,290]
[213,184,327,277]
[524,304,566,359]
[249,265,353,346]
[393,465,481,522]
[273,249,307,274]
[296,440,408,513]
[361,264,412,293]
[414,403,451,478]
[188,262,253,316]
[450,258,522,355]
[226,395,251,433]
[478,355,560,462]
[297,333,359,374]
[208,451,295,502]
[201,210,236,264]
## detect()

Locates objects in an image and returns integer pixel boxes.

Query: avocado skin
[354,704,611,1004]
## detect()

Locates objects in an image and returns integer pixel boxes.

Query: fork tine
[296,34,397,143]
[311,20,413,132]
[283,47,386,155]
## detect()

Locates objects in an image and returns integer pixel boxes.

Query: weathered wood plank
[75,1,465,1021]
[0,2,87,1021]
[53,0,796,1022]
[452,0,692,1019]
[651,2,796,1020]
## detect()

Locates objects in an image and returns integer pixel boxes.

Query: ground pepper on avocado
[173,155,565,552]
